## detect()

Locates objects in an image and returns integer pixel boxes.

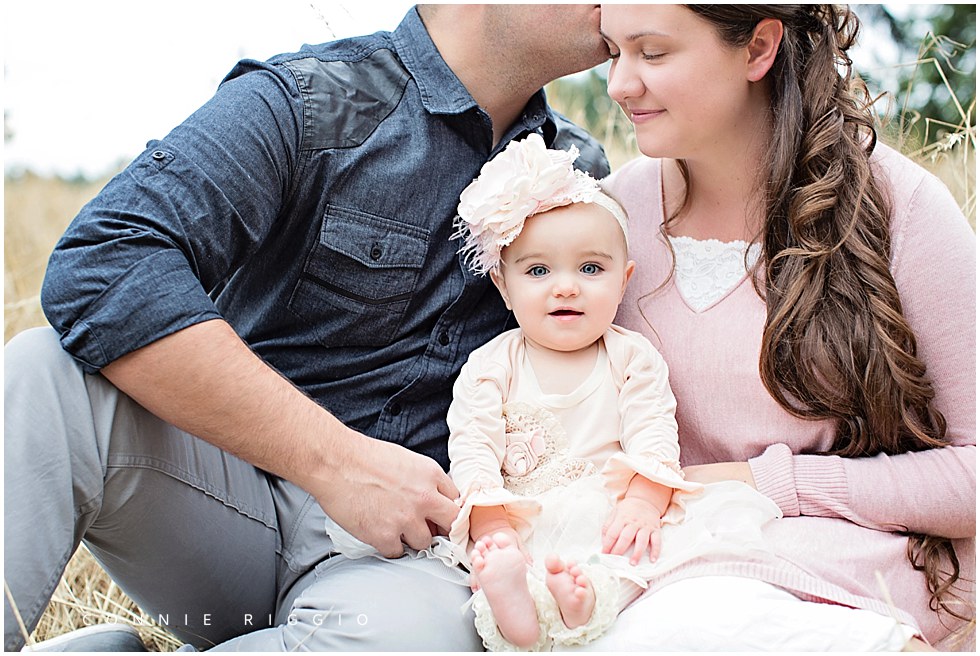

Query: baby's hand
[601,496,664,565]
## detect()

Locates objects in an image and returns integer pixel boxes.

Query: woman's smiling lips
[627,108,665,124]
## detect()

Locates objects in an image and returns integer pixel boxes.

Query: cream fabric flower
[502,428,547,477]
[453,133,601,275]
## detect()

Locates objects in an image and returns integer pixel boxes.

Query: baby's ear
[622,260,636,291]
[489,269,512,310]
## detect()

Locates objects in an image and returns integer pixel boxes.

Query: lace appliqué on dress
[669,235,761,311]
[501,402,597,496]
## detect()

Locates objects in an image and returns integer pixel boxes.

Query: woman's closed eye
[601,35,620,58]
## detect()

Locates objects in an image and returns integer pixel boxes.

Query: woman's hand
[602,496,664,565]
[683,461,757,488]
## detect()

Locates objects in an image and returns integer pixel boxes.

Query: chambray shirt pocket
[289,204,429,348]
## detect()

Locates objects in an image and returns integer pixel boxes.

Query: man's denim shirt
[41,8,609,468]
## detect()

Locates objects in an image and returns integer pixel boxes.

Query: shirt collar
[391,7,476,115]
[391,6,557,140]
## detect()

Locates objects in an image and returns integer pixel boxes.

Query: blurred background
[3,2,976,650]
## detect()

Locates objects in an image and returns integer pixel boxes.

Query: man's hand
[312,437,460,558]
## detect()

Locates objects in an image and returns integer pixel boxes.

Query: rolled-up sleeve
[41,60,304,372]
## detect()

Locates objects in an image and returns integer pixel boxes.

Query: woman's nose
[606,58,642,104]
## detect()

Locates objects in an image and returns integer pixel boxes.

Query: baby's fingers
[631,527,652,565]
[648,526,662,561]
[607,524,639,557]
[601,517,624,553]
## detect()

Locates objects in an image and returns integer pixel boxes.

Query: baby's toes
[490,531,514,550]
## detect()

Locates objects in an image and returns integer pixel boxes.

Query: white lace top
[668,236,762,311]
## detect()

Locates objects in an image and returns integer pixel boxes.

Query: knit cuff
[792,453,849,518]
[748,443,800,517]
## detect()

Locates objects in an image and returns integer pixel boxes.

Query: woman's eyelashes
[604,48,665,63]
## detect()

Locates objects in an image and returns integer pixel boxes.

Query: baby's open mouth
[550,309,583,317]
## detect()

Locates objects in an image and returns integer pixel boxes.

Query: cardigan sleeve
[749,150,976,539]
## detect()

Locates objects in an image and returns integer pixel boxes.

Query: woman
[594,4,975,651]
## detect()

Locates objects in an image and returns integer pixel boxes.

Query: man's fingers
[328,446,461,555]
[375,536,406,559]
[436,471,460,502]
[401,523,434,552]
[427,491,462,534]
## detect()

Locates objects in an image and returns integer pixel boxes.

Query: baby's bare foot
[545,554,595,629]
[470,532,540,647]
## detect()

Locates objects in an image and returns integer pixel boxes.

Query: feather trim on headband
[452,133,601,276]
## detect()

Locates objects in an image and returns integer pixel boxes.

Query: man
[4,4,609,651]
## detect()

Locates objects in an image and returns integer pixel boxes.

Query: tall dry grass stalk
[4,37,975,653]
[872,33,977,228]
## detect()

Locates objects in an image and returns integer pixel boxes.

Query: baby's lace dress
[464,395,783,651]
[468,402,624,651]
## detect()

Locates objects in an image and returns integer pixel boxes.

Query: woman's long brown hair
[673,4,971,629]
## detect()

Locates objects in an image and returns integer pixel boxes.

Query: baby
[445,134,780,650]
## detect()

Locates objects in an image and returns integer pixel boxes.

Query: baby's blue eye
[581,263,602,275]
[528,265,549,277]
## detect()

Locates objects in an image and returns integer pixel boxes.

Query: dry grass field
[3,174,185,650]
[4,175,105,343]
[4,90,975,650]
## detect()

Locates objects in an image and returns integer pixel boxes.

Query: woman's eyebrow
[600,28,670,42]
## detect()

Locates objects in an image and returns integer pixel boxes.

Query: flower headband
[452,133,628,276]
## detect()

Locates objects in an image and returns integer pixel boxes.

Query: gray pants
[4,327,481,651]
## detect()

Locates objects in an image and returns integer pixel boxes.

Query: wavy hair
[675,4,971,630]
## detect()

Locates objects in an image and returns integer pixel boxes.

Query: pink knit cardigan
[605,144,976,650]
